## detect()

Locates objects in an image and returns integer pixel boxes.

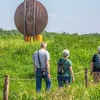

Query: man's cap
[98,46,100,52]
[62,50,70,57]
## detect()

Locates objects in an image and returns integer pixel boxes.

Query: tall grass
[0,31,100,99]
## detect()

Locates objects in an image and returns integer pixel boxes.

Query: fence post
[3,75,9,100]
[85,68,88,87]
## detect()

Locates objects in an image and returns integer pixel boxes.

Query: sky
[0,0,100,34]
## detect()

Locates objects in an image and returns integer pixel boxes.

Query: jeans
[93,72,100,83]
[36,68,51,92]
[57,75,71,87]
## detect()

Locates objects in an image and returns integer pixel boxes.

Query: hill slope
[0,31,100,100]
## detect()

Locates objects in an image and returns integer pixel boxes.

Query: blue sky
[0,0,100,34]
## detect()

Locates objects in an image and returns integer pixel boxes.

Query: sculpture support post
[24,0,27,41]
[14,0,48,42]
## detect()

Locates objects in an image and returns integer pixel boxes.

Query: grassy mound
[0,30,100,99]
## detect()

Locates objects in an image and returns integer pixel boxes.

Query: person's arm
[90,62,94,76]
[46,60,50,78]
[34,65,36,77]
[45,51,51,78]
[33,53,36,78]
[69,66,74,82]
[90,55,95,76]
[57,60,59,74]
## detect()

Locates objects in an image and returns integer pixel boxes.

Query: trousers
[57,75,71,87]
[93,72,100,83]
[36,68,51,92]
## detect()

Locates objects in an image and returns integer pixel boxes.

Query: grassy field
[0,30,100,100]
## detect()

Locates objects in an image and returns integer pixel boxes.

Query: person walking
[33,42,51,92]
[90,46,100,83]
[57,50,74,88]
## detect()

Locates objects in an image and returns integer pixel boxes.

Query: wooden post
[85,68,88,87]
[3,75,9,100]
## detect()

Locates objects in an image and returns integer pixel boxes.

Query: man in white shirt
[33,42,51,92]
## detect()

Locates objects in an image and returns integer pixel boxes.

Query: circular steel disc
[14,0,48,36]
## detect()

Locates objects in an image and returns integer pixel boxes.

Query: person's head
[40,42,47,49]
[98,46,100,54]
[62,49,70,58]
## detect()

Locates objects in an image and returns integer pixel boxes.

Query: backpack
[58,59,66,75]
[94,54,100,68]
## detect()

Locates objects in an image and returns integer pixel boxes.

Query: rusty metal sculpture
[14,0,48,41]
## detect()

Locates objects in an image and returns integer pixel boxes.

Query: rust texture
[14,0,48,36]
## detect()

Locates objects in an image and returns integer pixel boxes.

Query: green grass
[0,30,100,99]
